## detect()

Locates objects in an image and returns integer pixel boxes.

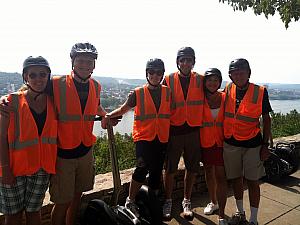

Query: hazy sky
[1,0,299,84]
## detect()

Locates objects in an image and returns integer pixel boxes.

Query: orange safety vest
[52,73,101,149]
[200,92,225,148]
[165,72,204,126]
[224,82,264,140]
[133,85,171,143]
[1,92,57,176]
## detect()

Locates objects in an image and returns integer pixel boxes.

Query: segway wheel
[135,185,163,225]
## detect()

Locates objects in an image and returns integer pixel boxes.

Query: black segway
[263,142,299,183]
[82,117,162,225]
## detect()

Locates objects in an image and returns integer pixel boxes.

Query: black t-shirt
[30,107,47,136]
[163,74,199,136]
[224,87,272,148]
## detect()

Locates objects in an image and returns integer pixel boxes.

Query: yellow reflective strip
[225,112,234,118]
[195,73,201,88]
[252,85,259,104]
[216,122,223,127]
[58,76,67,115]
[58,114,81,121]
[92,79,99,98]
[158,114,170,119]
[187,100,204,106]
[139,88,145,118]
[84,115,96,121]
[11,94,20,139]
[166,88,170,102]
[41,137,58,144]
[9,138,39,150]
[202,122,214,127]
[171,101,184,109]
[236,114,258,123]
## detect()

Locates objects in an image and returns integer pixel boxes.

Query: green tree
[219,0,300,28]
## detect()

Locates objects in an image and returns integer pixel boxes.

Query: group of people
[0,43,272,225]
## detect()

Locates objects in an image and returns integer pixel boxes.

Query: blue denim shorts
[0,169,50,215]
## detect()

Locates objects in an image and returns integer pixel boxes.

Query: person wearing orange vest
[223,59,271,225]
[0,56,57,225]
[200,68,228,225]
[49,43,112,225]
[162,47,204,220]
[105,58,171,217]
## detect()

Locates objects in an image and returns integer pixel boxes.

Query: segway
[82,117,162,225]
[263,142,299,183]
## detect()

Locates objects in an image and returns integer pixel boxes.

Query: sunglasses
[147,69,164,76]
[178,57,194,63]
[28,72,48,79]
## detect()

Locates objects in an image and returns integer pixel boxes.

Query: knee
[132,167,148,183]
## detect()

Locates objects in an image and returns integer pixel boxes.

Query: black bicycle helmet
[70,42,98,61]
[228,58,251,75]
[176,47,195,61]
[146,58,165,73]
[22,56,51,75]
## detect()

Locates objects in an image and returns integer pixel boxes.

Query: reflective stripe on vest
[169,73,203,110]
[57,77,98,122]
[224,83,260,123]
[202,121,223,127]
[9,94,57,150]
[134,87,170,121]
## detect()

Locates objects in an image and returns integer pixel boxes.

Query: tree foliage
[219,0,300,28]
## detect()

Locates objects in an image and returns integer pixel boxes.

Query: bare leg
[164,172,175,199]
[204,165,217,204]
[51,202,70,225]
[184,170,196,200]
[215,166,228,219]
[128,179,143,200]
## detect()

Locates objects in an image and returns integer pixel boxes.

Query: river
[93,99,300,136]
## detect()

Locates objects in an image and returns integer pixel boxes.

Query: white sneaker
[125,197,140,218]
[162,199,172,220]
[182,199,194,219]
[204,202,219,215]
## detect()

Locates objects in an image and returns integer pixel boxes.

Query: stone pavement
[164,170,300,225]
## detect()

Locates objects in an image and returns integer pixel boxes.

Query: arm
[260,113,271,161]
[0,110,15,185]
[106,102,132,118]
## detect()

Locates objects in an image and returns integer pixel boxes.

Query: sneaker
[125,197,140,218]
[228,211,247,225]
[162,199,172,220]
[218,218,229,225]
[204,202,219,215]
[182,199,194,220]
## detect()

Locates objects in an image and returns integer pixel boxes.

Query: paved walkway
[164,170,300,225]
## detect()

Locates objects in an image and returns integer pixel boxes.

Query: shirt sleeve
[125,90,137,108]
[262,88,272,114]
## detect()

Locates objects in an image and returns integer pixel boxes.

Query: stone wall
[1,134,299,225]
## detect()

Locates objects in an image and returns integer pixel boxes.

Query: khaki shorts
[165,129,201,173]
[49,149,95,204]
[223,142,265,180]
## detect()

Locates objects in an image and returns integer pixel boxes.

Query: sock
[249,206,258,224]
[235,199,244,213]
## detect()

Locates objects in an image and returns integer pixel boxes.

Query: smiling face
[73,55,95,79]
[205,75,221,93]
[177,57,194,76]
[147,69,164,86]
[24,66,50,92]
[229,69,250,88]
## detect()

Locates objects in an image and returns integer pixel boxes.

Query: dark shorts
[165,129,202,173]
[202,146,224,166]
[132,138,167,189]
[0,169,50,215]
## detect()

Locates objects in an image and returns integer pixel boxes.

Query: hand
[260,145,271,161]
[0,96,14,118]
[101,116,108,129]
[1,166,15,185]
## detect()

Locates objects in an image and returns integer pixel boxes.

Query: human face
[229,69,249,88]
[24,66,50,92]
[73,55,95,78]
[177,57,194,75]
[147,69,164,86]
[205,75,221,93]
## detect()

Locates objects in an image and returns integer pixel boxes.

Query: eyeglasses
[28,72,48,79]
[147,69,164,76]
[178,57,194,64]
